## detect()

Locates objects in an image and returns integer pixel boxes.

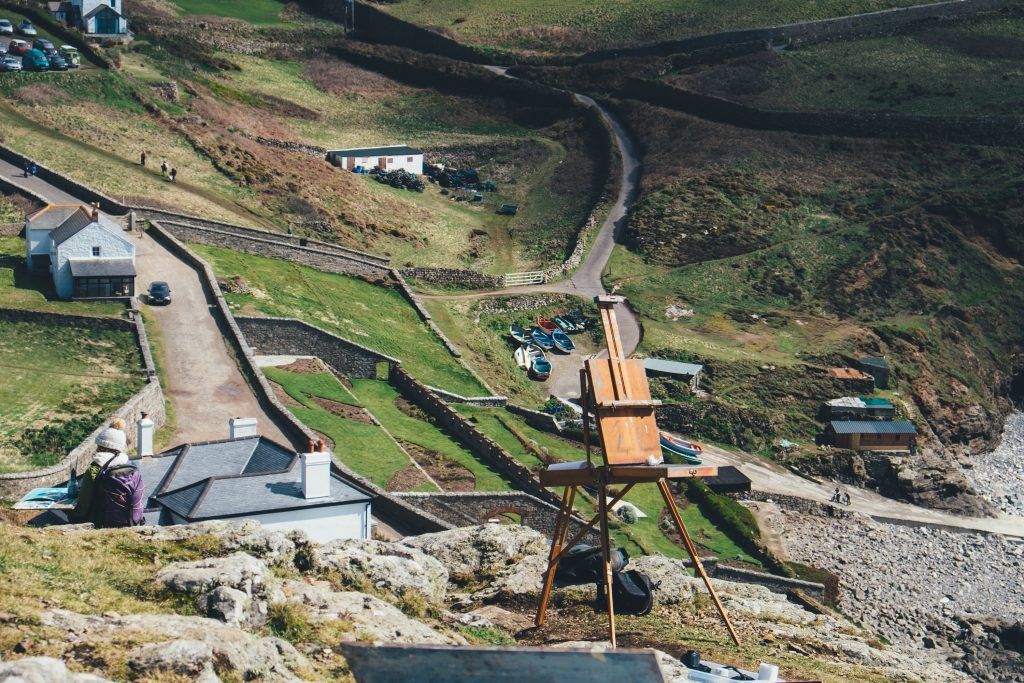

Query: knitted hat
[95,425,127,454]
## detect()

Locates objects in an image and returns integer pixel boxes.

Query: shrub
[267,602,314,642]
[17,413,104,468]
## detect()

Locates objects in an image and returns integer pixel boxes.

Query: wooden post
[658,479,741,646]
[536,485,576,626]
[597,481,617,647]
[580,369,591,467]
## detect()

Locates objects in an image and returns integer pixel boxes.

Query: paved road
[0,158,296,449]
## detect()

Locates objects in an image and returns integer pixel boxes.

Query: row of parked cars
[1,38,80,72]
[0,18,39,36]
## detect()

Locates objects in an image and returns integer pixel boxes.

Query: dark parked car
[16,20,36,36]
[0,19,12,36]
[33,38,54,52]
[47,54,68,71]
[147,281,171,305]
[7,39,30,56]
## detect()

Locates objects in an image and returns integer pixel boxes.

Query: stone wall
[0,222,22,236]
[395,491,600,544]
[399,268,503,290]
[617,78,1024,147]
[0,307,165,499]
[391,269,464,359]
[714,565,826,602]
[0,142,127,215]
[153,220,391,279]
[389,366,562,507]
[236,316,399,380]
[426,386,507,407]
[579,0,1011,64]
[146,221,454,536]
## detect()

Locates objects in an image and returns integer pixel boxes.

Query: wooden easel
[535,296,741,647]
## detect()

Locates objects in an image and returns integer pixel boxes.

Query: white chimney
[137,411,154,457]
[301,440,332,499]
[229,417,258,439]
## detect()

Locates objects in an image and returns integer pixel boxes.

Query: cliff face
[0,520,963,682]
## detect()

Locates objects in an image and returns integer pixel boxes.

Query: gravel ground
[772,511,1024,647]
[966,410,1024,516]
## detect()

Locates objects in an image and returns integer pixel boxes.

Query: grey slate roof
[643,358,704,377]
[829,420,916,435]
[328,145,422,157]
[25,205,88,231]
[142,436,372,522]
[859,356,890,370]
[69,258,136,277]
[49,209,97,246]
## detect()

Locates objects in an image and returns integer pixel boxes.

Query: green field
[0,319,143,473]
[0,236,123,317]
[168,0,293,25]
[744,17,1024,115]
[378,0,921,56]
[190,244,485,396]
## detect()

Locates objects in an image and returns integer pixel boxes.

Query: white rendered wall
[51,222,135,298]
[249,502,370,543]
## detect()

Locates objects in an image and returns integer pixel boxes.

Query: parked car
[47,53,67,71]
[147,281,171,305]
[21,48,48,71]
[16,20,37,36]
[7,39,30,57]
[0,56,21,72]
[33,38,56,56]
[59,45,80,68]
[0,19,14,35]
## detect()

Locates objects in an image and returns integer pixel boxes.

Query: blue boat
[531,356,551,380]
[659,431,703,464]
[554,315,578,333]
[531,327,554,350]
[551,328,575,353]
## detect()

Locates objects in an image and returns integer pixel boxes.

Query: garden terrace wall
[235,316,399,380]
[399,268,503,290]
[713,565,826,603]
[577,0,1011,64]
[154,220,391,279]
[0,307,165,499]
[389,365,562,507]
[616,79,1024,147]
[0,142,127,215]
[146,221,453,536]
[396,491,599,544]
[392,270,464,359]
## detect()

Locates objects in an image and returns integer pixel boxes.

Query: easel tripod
[534,296,741,648]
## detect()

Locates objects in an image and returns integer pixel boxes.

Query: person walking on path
[831,487,841,504]
[140,150,147,166]
[22,160,30,178]
[69,418,145,528]
[160,159,168,178]
[29,163,37,178]
[169,167,177,183]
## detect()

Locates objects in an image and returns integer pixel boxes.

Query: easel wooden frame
[534,297,741,648]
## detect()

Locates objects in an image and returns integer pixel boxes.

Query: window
[91,246,101,256]
[407,156,414,162]
[387,158,394,163]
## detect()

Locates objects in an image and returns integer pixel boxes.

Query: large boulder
[402,524,547,578]
[127,639,216,680]
[130,520,298,566]
[197,585,264,628]
[41,610,308,682]
[314,539,448,605]
[0,657,112,682]
[157,552,269,597]
[278,579,459,645]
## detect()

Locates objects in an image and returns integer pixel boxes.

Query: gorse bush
[17,413,105,468]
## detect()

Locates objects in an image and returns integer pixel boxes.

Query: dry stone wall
[0,142,127,214]
[399,268,503,290]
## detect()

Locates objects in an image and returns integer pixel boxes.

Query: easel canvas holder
[534,296,741,647]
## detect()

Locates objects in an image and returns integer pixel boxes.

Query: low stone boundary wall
[427,386,507,407]
[389,366,562,507]
[155,220,391,279]
[146,221,453,536]
[714,565,826,602]
[617,79,1024,147]
[399,267,503,290]
[506,404,564,433]
[392,269,464,358]
[0,306,165,499]
[236,316,399,379]
[0,142,127,215]
[395,491,599,544]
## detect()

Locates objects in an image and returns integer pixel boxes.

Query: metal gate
[503,271,545,286]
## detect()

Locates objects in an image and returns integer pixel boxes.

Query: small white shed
[327,145,423,175]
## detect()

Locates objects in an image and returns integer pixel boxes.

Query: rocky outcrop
[131,519,299,565]
[157,552,271,597]
[402,523,547,578]
[0,657,112,682]
[966,411,1024,516]
[312,538,449,605]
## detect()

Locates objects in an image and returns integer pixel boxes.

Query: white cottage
[25,204,136,299]
[68,0,128,36]
[327,145,423,175]
[136,431,373,543]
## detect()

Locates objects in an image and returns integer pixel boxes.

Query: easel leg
[658,479,742,646]
[597,483,617,647]
[536,485,577,627]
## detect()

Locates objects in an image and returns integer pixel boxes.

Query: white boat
[514,345,530,370]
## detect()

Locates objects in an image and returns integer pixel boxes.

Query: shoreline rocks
[965,410,1024,516]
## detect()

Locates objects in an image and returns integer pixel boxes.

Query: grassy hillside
[604,99,1024,458]
[376,0,921,58]
[667,15,1024,116]
[0,319,144,473]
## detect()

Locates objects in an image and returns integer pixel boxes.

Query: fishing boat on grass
[659,431,703,464]
[514,345,530,370]
[538,317,558,333]
[531,356,552,380]
[554,315,578,333]
[531,327,555,350]
[510,323,528,344]
[567,310,588,329]
[551,328,575,353]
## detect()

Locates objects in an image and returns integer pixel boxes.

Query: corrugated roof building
[824,420,916,452]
